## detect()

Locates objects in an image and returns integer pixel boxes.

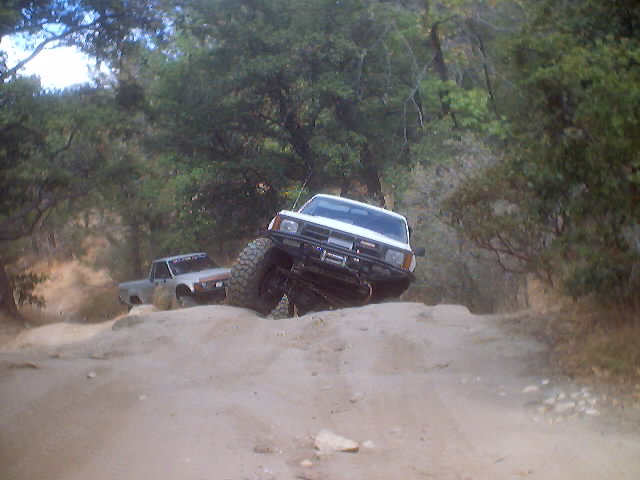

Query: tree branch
[2,19,102,81]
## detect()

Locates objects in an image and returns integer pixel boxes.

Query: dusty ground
[1,302,639,480]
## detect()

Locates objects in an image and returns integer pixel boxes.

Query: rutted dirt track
[1,303,639,479]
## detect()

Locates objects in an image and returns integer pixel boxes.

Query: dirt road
[1,303,639,479]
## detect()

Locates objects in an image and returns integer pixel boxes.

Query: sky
[2,36,95,89]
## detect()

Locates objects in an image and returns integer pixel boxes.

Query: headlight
[279,218,299,233]
[385,249,405,267]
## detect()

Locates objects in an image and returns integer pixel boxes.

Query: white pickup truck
[227,194,425,316]
[118,252,231,308]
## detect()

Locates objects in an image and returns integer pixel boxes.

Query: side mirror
[413,247,426,257]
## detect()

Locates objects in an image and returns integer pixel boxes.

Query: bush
[11,272,48,308]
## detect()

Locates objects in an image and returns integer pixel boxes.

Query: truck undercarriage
[228,234,411,316]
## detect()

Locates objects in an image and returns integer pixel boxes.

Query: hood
[278,210,411,250]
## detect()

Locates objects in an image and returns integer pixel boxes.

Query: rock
[254,444,278,454]
[553,401,576,414]
[585,408,600,416]
[7,362,39,369]
[87,371,97,379]
[254,440,280,455]
[522,385,540,393]
[349,392,365,403]
[112,316,145,331]
[299,459,313,467]
[314,429,359,454]
[541,379,550,385]
[543,397,556,406]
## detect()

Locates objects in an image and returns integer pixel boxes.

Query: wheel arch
[175,284,193,298]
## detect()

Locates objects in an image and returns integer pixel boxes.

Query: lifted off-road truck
[227,194,424,316]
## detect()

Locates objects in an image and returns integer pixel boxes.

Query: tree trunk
[429,23,459,128]
[423,0,459,129]
[360,145,386,207]
[128,221,144,279]
[0,262,20,319]
[468,22,499,117]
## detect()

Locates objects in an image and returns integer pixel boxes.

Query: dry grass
[581,327,640,377]
[548,301,640,382]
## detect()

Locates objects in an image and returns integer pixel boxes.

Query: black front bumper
[193,286,228,303]
[266,230,414,283]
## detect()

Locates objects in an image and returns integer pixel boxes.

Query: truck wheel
[176,286,197,308]
[227,238,292,316]
[177,295,197,308]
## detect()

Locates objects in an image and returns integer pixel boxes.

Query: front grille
[355,244,379,257]
[298,222,384,260]
[301,224,330,242]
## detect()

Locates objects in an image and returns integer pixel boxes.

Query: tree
[0,0,172,318]
[1,0,169,81]
[0,78,136,317]
[445,0,640,304]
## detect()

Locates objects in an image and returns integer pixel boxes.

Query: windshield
[168,254,219,275]
[300,197,408,243]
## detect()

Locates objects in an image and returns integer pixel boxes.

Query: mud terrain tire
[227,238,291,316]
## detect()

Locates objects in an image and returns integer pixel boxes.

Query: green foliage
[4,0,640,313]
[443,0,640,305]
[443,160,556,276]
[0,78,134,242]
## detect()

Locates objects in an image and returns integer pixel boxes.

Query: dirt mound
[1,302,638,480]
[1,320,117,352]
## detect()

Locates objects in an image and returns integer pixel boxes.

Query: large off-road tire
[177,293,197,308]
[175,285,197,309]
[227,237,292,316]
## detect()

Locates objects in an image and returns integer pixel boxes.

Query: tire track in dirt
[305,307,490,480]
[0,376,138,480]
